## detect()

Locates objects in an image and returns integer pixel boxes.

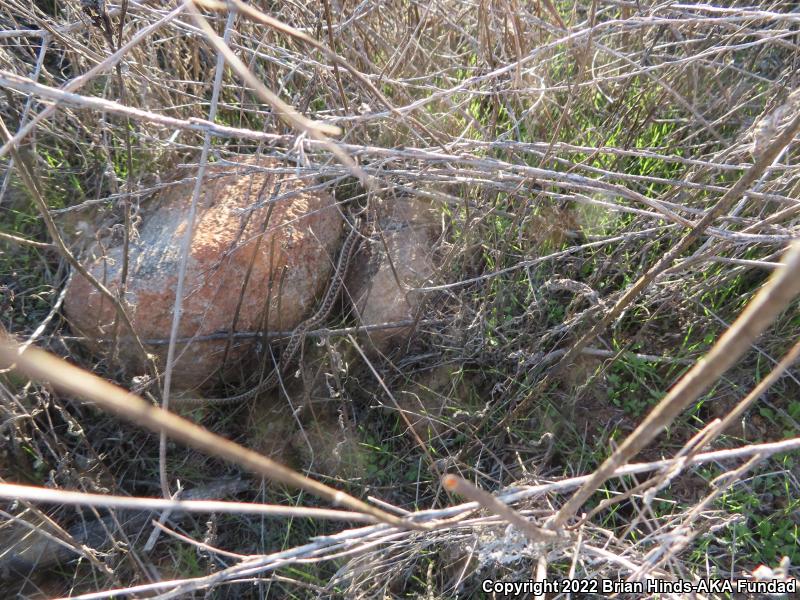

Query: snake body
[174,212,362,406]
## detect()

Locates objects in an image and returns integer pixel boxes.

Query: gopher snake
[174,210,363,406]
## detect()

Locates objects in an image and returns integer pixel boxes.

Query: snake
[173,209,363,406]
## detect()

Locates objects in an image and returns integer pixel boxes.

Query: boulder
[64,156,342,391]
[345,197,438,352]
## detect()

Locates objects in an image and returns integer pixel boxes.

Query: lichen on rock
[64,156,342,392]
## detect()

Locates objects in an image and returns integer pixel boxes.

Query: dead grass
[1,0,800,598]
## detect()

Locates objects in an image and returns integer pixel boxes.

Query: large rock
[64,156,342,391]
[345,197,438,352]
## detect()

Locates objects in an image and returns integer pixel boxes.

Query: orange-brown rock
[64,156,342,391]
[345,197,438,352]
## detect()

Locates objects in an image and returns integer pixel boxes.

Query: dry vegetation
[1,0,800,598]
